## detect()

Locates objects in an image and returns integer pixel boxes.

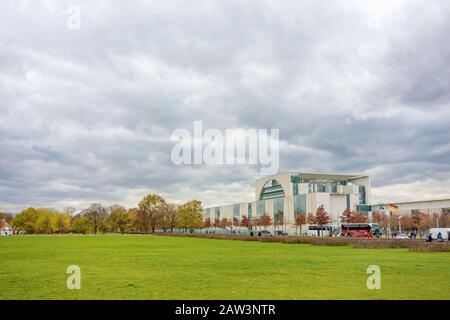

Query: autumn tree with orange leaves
[259,213,272,230]
[295,213,306,235]
[315,205,330,236]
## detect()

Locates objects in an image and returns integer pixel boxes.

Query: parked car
[429,228,450,241]
[258,230,272,237]
[395,232,409,239]
[274,230,288,236]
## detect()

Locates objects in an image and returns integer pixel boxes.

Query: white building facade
[204,172,372,234]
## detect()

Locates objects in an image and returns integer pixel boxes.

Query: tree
[341,208,367,224]
[400,214,414,233]
[176,200,204,232]
[315,205,330,237]
[126,207,138,232]
[109,205,132,234]
[50,212,71,233]
[295,213,306,235]
[240,216,251,230]
[412,212,425,231]
[438,212,449,228]
[82,203,108,234]
[137,194,166,233]
[0,212,14,224]
[219,218,230,229]
[372,211,384,224]
[306,212,316,225]
[12,207,39,234]
[388,214,401,237]
[35,209,56,234]
[0,218,5,230]
[204,218,212,229]
[71,214,90,234]
[373,211,388,236]
[160,203,178,232]
[353,213,368,223]
[259,213,272,230]
[420,213,434,234]
[340,208,355,223]
[134,208,149,232]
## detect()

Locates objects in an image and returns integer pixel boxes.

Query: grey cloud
[1,0,450,212]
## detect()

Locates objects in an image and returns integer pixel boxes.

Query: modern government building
[204,171,450,234]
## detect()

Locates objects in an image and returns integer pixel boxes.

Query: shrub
[409,242,450,252]
[152,232,450,252]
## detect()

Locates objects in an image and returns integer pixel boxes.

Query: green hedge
[154,233,450,252]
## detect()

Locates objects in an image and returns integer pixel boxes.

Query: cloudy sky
[1,0,450,212]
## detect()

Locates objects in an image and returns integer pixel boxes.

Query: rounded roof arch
[259,178,285,200]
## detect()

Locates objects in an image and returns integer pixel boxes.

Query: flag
[388,204,399,212]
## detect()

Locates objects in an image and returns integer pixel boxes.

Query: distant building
[204,171,371,233]
[373,199,450,217]
[204,172,450,234]
[0,218,13,236]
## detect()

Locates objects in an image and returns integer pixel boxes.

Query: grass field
[0,235,449,300]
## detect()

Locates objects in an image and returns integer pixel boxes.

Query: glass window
[356,205,372,213]
[317,183,327,192]
[359,185,366,205]
[248,203,253,219]
[308,182,328,193]
[346,195,350,210]
[259,179,285,200]
[294,194,306,217]
[204,208,211,219]
[293,183,298,195]
[274,197,284,225]
[257,200,265,216]
[215,207,220,221]
[290,173,301,183]
[233,204,240,220]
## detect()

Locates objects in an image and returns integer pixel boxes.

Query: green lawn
[0,235,449,300]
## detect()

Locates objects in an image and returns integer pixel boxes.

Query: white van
[429,228,450,240]
[307,225,339,237]
[0,225,13,236]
